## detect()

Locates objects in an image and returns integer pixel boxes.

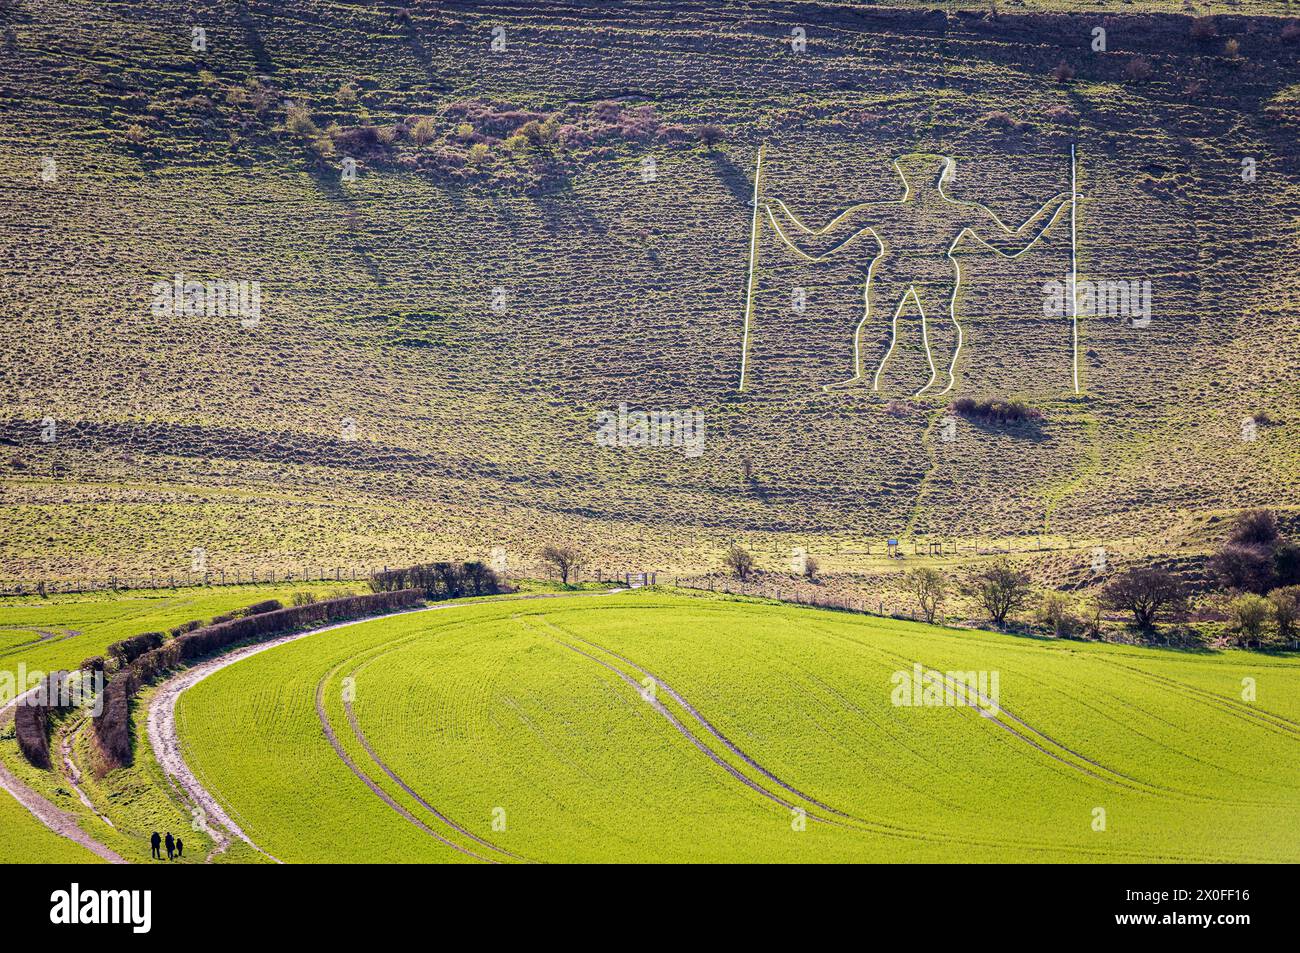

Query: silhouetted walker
[176,837,184,858]
[150,831,161,860]
[164,832,175,861]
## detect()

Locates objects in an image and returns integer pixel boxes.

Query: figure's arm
[762,198,884,261]
[965,192,1070,256]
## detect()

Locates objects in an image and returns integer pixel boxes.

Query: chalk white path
[0,688,126,864]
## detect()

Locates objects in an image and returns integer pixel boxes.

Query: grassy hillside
[0,0,1297,579]
[176,591,1300,862]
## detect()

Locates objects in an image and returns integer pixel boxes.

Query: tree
[1210,542,1275,594]
[969,560,1032,627]
[724,544,755,581]
[905,568,947,624]
[1228,593,1272,647]
[461,561,498,596]
[1228,508,1280,547]
[540,543,582,585]
[1268,586,1300,647]
[1099,567,1185,632]
[803,556,820,581]
[696,124,725,150]
[1273,542,1300,588]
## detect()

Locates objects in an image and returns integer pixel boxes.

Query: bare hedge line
[15,671,71,769]
[92,588,424,770]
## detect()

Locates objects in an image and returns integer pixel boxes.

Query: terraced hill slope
[1,0,1298,577]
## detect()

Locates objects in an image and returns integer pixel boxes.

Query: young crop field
[172,591,1300,862]
[0,581,367,677]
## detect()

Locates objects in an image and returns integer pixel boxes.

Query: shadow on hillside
[955,414,1048,442]
[305,165,387,286]
[709,150,755,207]
[529,186,608,238]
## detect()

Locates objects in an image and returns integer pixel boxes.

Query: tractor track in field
[808,620,1293,808]
[561,629,855,820]
[147,589,624,864]
[808,623,1179,795]
[0,626,79,660]
[312,671,497,863]
[536,615,1242,863]
[335,683,529,863]
[806,623,1157,789]
[1094,656,1300,741]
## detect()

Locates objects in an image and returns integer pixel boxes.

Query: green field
[0,582,367,678]
[175,591,1300,862]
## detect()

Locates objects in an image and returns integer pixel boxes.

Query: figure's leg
[868,281,915,392]
[913,280,961,396]
[825,277,907,392]
[823,280,872,391]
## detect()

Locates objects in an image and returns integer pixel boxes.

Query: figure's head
[893,153,955,196]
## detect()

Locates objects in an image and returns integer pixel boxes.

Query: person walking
[176,837,184,859]
[164,832,175,861]
[150,831,161,860]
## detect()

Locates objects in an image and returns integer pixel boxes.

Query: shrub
[106,631,164,666]
[92,589,423,768]
[906,567,947,624]
[369,563,501,600]
[1273,542,1300,588]
[1228,593,1272,647]
[336,82,359,107]
[1269,586,1300,646]
[14,672,70,768]
[284,103,318,138]
[1223,39,1240,58]
[950,397,1041,425]
[803,556,820,581]
[124,124,148,145]
[1124,56,1153,83]
[1190,17,1218,42]
[1230,509,1280,547]
[168,619,204,639]
[461,561,499,596]
[290,590,318,607]
[1050,61,1075,83]
[1211,542,1275,594]
[724,544,755,582]
[981,110,1017,129]
[411,117,437,146]
[696,124,725,149]
[1099,567,1185,632]
[1038,591,1081,637]
[242,600,283,616]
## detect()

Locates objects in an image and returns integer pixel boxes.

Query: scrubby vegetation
[950,397,1043,425]
[369,561,503,599]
